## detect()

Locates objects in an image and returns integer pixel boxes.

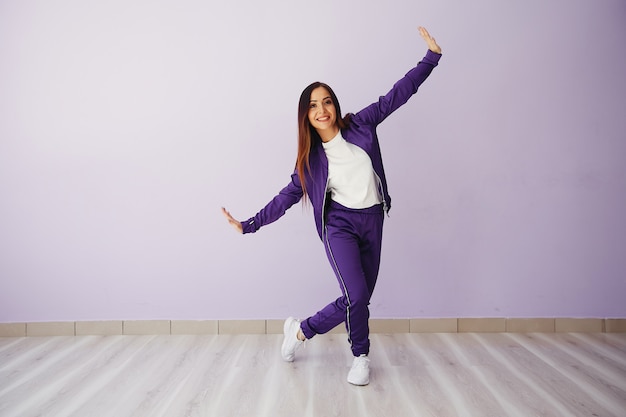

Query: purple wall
[1,0,625,322]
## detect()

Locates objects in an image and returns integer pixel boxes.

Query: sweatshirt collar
[321,130,343,149]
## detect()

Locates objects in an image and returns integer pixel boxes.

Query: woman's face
[308,86,338,140]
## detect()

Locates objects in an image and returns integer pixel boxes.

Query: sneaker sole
[348,378,369,386]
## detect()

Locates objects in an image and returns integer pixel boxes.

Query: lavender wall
[1,0,625,322]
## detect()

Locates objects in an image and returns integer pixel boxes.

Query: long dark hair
[296,82,351,203]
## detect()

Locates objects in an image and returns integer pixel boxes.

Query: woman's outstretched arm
[352,26,442,126]
[221,172,304,235]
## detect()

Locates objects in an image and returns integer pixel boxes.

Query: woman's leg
[300,203,384,356]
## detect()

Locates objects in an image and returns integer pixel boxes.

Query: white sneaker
[347,354,370,386]
[281,317,303,362]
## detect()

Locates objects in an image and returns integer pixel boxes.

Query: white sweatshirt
[322,131,382,209]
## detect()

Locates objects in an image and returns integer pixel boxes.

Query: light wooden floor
[0,332,625,417]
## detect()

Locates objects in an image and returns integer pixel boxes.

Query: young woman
[222,26,442,386]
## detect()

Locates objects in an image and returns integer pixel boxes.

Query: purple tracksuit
[241,50,441,356]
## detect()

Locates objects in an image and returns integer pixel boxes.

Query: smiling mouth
[317,116,330,122]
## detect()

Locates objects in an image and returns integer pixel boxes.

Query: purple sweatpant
[300,200,384,357]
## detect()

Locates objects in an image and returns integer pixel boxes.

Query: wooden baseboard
[1,318,624,337]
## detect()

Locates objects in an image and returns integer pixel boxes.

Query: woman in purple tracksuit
[222,26,441,386]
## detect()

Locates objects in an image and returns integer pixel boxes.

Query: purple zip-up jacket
[241,50,441,240]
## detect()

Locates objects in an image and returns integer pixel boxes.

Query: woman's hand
[419,26,441,54]
[221,207,243,234]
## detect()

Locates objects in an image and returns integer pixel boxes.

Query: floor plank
[0,333,624,416]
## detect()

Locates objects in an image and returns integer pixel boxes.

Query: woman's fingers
[221,207,243,233]
[418,26,441,54]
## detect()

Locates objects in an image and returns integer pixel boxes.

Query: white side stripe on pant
[324,226,353,346]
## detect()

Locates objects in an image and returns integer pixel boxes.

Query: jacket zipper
[321,176,331,237]
[374,172,389,216]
